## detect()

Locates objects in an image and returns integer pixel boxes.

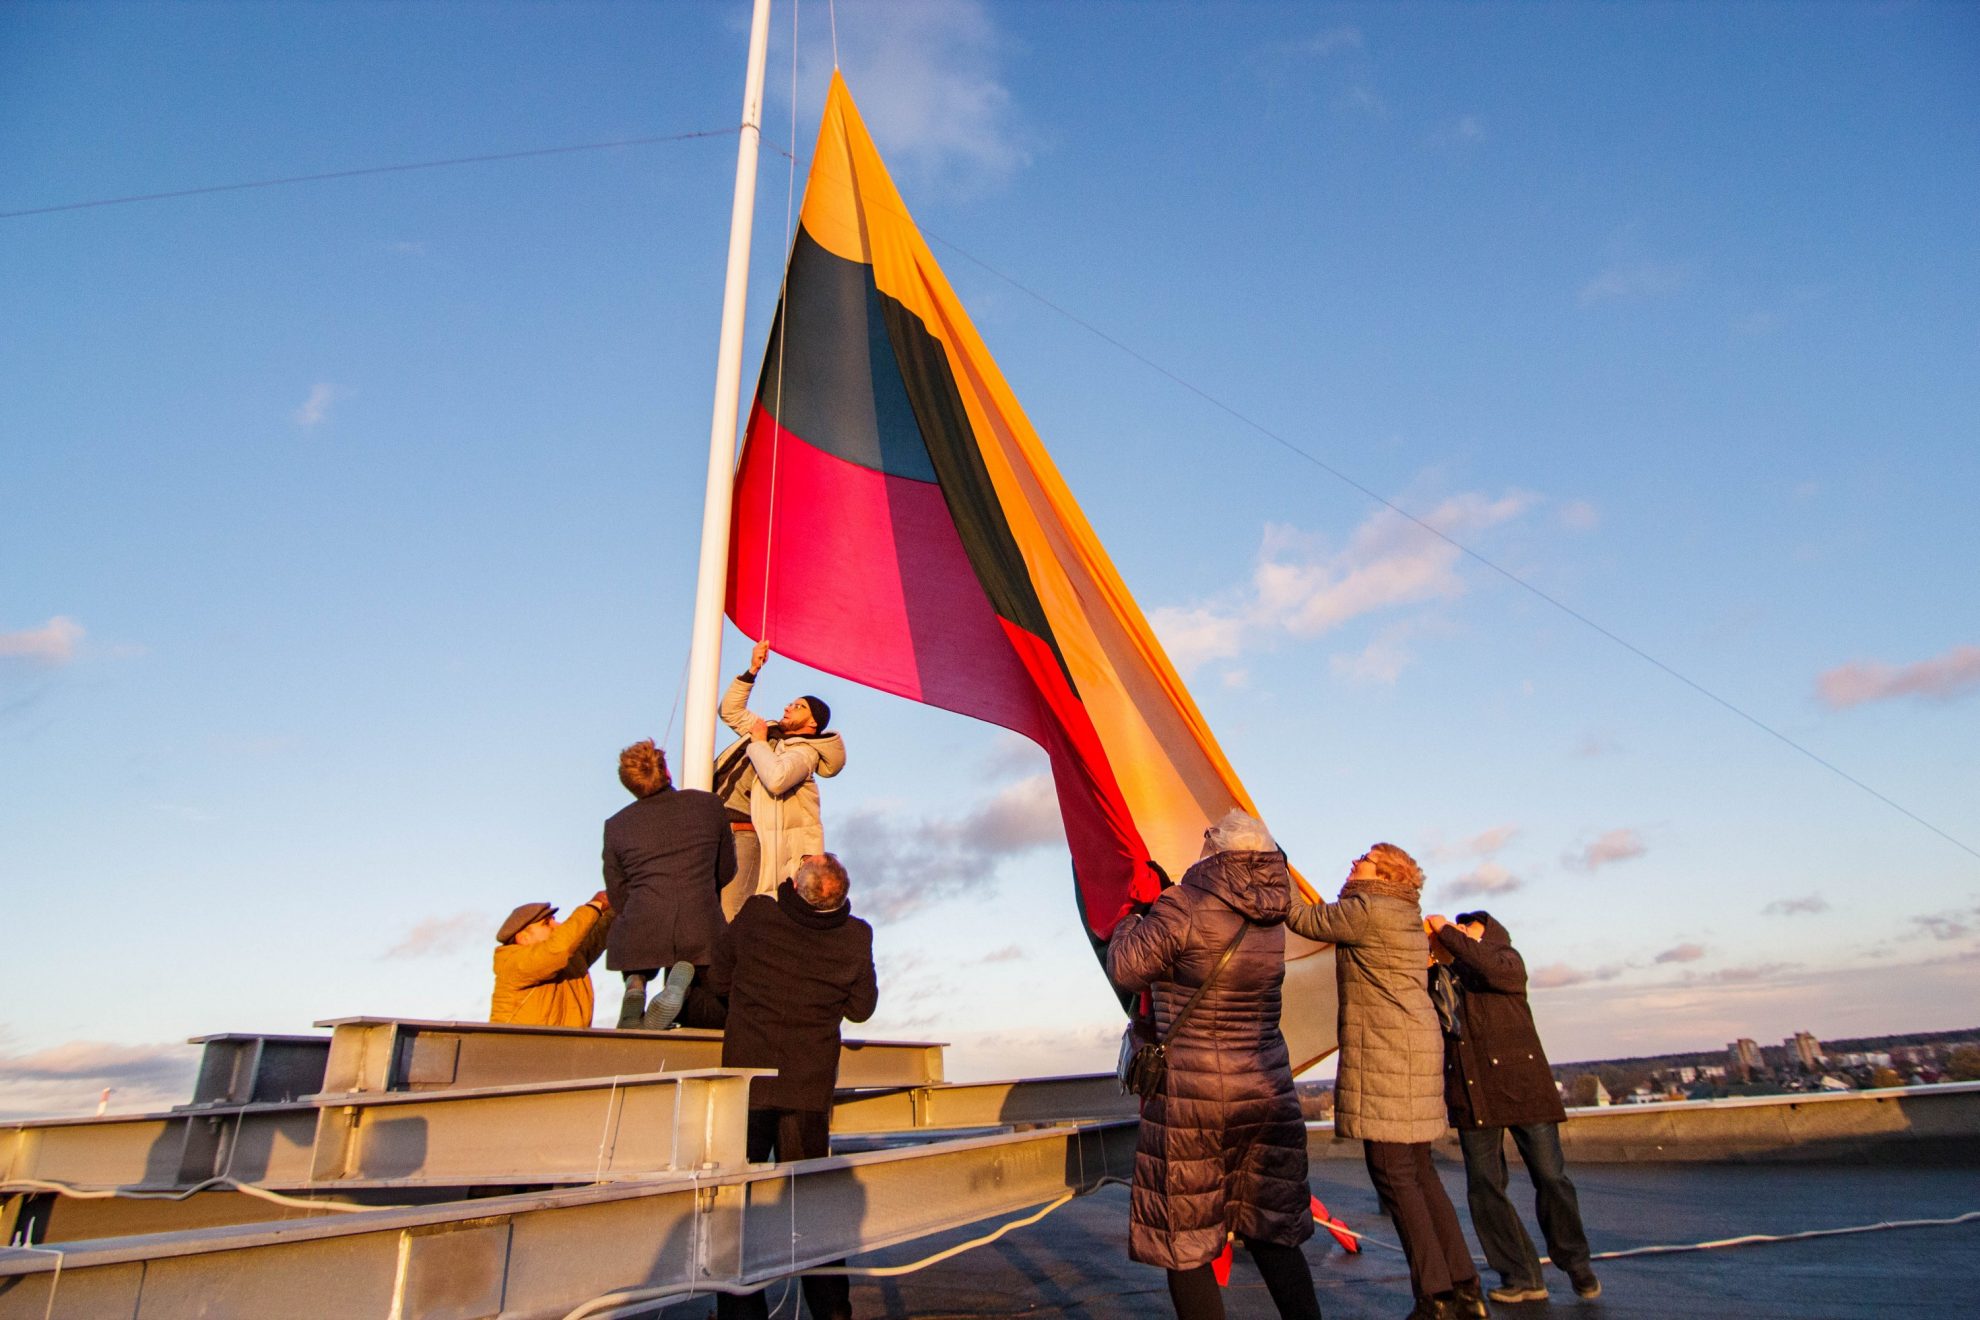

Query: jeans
[1457,1122,1592,1286]
[721,829,761,921]
[716,1109,849,1320]
[1165,1237,1322,1320]
[1362,1140,1476,1300]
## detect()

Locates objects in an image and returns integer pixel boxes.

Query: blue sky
[3,1,1976,1115]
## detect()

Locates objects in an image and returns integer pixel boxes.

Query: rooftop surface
[661,1148,1978,1318]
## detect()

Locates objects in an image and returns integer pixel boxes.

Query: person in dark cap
[489,891,613,1028]
[1426,909,1600,1304]
[714,640,847,918]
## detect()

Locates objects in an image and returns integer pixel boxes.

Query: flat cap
[497,901,556,944]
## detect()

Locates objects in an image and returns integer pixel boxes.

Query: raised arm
[1436,926,1528,993]
[1284,894,1369,946]
[506,902,608,986]
[746,739,822,796]
[1106,892,1190,992]
[720,674,760,738]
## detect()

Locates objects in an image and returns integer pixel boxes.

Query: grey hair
[794,853,850,909]
[1202,808,1277,857]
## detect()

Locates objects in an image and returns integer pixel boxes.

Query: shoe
[1487,1281,1550,1303]
[1405,1297,1460,1320]
[1569,1271,1601,1299]
[641,961,695,1030]
[617,973,649,1030]
[1452,1278,1488,1318]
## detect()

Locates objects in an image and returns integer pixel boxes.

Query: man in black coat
[602,739,735,1029]
[1427,910,1600,1304]
[708,852,877,1320]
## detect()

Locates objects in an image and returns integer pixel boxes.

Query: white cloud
[1816,643,1980,710]
[1564,827,1646,872]
[837,774,1064,921]
[1329,625,1414,685]
[1578,261,1687,306]
[1655,942,1706,964]
[1530,962,1623,990]
[0,1039,199,1120]
[1462,825,1520,857]
[1334,84,1387,117]
[293,382,339,427]
[806,0,1029,198]
[1430,114,1486,146]
[383,912,486,960]
[1443,862,1521,900]
[1151,489,1537,677]
[1279,26,1364,58]
[1763,894,1829,917]
[0,615,84,665]
[1557,499,1600,532]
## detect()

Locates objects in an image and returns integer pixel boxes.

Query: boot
[1404,1296,1459,1320]
[641,961,696,1030]
[1451,1278,1488,1318]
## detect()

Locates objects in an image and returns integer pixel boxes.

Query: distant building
[1674,1066,1698,1084]
[1729,1038,1762,1081]
[1696,1064,1726,1080]
[1789,1031,1825,1072]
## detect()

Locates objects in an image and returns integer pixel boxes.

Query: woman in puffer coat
[1286,844,1481,1320]
[1106,810,1322,1320]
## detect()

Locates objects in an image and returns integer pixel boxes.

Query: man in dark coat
[602,739,735,1029]
[1106,810,1320,1320]
[708,852,877,1320]
[1428,909,1600,1303]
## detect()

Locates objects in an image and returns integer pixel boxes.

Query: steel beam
[830,1073,1136,1135]
[181,1034,332,1109]
[313,1017,945,1095]
[0,1121,1137,1320]
[4,1071,762,1196]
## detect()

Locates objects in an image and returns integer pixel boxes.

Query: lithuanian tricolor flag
[727,75,1334,1066]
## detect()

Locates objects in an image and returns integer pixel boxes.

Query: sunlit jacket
[489,902,612,1028]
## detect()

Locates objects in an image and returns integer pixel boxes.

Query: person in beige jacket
[715,641,847,916]
[1286,844,1482,1320]
[489,893,613,1028]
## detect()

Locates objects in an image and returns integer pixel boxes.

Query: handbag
[1116,916,1251,1099]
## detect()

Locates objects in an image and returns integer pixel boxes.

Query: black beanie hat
[802,695,831,732]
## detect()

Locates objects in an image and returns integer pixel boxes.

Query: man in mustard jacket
[490,892,614,1028]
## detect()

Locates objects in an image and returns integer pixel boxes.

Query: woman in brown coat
[1106,811,1321,1320]
[1287,844,1482,1320]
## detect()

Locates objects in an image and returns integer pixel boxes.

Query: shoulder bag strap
[1159,918,1251,1047]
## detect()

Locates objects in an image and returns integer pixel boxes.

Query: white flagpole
[681,0,773,792]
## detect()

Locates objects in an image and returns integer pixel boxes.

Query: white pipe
[680,0,773,792]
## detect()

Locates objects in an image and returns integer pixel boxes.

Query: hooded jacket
[1435,914,1565,1128]
[1286,888,1448,1144]
[1106,849,1314,1271]
[489,902,612,1028]
[718,675,848,896]
[710,879,877,1113]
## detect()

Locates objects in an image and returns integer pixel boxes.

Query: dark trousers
[715,1109,849,1320]
[1362,1140,1476,1300]
[1165,1236,1323,1320]
[618,966,727,1030]
[1457,1122,1591,1286]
